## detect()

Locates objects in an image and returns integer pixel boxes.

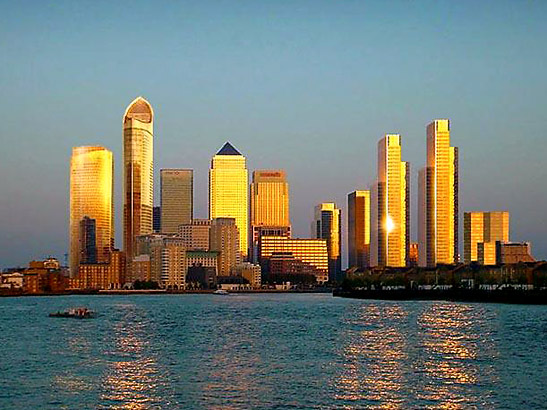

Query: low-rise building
[70,250,125,290]
[497,241,535,264]
[232,262,261,288]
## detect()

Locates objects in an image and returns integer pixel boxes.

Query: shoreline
[333,288,547,305]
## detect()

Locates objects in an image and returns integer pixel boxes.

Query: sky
[1,0,546,268]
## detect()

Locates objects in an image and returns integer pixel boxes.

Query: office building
[259,236,329,283]
[79,216,97,264]
[178,219,211,250]
[496,242,535,264]
[231,262,262,288]
[71,250,125,290]
[209,142,248,259]
[418,119,459,267]
[123,96,154,281]
[153,206,161,233]
[347,190,370,269]
[250,170,290,258]
[160,169,193,233]
[371,134,410,267]
[313,203,342,281]
[210,217,240,276]
[464,211,509,264]
[69,146,114,276]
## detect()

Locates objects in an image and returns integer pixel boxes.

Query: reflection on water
[1,294,543,409]
[99,305,164,409]
[335,301,499,408]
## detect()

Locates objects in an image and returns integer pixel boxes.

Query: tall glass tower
[209,142,249,259]
[69,146,114,276]
[123,96,154,280]
[371,134,410,267]
[347,190,370,269]
[419,119,459,267]
[160,169,193,233]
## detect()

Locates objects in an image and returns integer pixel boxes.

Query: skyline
[1,1,547,267]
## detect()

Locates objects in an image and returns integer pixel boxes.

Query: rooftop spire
[216,141,242,156]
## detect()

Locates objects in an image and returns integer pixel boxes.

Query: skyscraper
[210,217,240,276]
[347,190,370,269]
[153,206,161,233]
[69,146,114,276]
[123,96,154,280]
[464,211,509,264]
[418,119,459,267]
[79,216,97,264]
[250,170,290,259]
[209,142,248,259]
[160,169,193,233]
[313,203,341,281]
[371,134,410,267]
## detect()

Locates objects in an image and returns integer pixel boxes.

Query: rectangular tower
[209,142,249,259]
[313,203,342,281]
[160,169,193,233]
[371,134,409,267]
[250,170,290,260]
[464,211,509,264]
[347,191,370,269]
[419,119,459,267]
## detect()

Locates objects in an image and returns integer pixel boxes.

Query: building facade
[160,169,193,233]
[259,236,329,283]
[371,134,410,267]
[123,96,154,281]
[347,190,370,269]
[418,119,459,267]
[313,203,342,281]
[69,146,114,277]
[209,142,249,259]
[210,217,240,276]
[178,219,211,250]
[71,250,125,290]
[250,170,290,258]
[464,211,509,264]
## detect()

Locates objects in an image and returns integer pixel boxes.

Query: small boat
[49,307,96,319]
[213,289,229,295]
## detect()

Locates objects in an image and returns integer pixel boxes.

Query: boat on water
[213,289,229,295]
[49,307,96,319]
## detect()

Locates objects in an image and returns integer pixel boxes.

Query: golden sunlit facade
[250,170,290,260]
[69,146,114,276]
[123,96,154,281]
[160,169,193,233]
[210,217,240,276]
[464,211,509,264]
[259,236,329,283]
[371,134,409,267]
[419,119,459,267]
[348,190,370,269]
[314,202,341,280]
[209,142,248,258]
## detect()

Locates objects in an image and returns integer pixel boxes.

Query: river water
[0,293,545,409]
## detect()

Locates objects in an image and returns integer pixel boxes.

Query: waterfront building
[70,250,125,290]
[418,119,459,267]
[160,169,193,233]
[186,251,219,275]
[209,142,248,259]
[123,96,154,281]
[69,146,114,277]
[250,170,290,259]
[259,236,329,283]
[496,241,535,264]
[464,211,509,264]
[313,203,342,281]
[178,219,211,250]
[150,235,186,289]
[210,217,240,276]
[132,254,151,282]
[371,134,410,267]
[23,258,67,294]
[347,190,370,269]
[231,262,262,288]
[252,226,291,262]
[153,206,161,233]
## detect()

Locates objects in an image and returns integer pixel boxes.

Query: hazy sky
[1,0,546,268]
